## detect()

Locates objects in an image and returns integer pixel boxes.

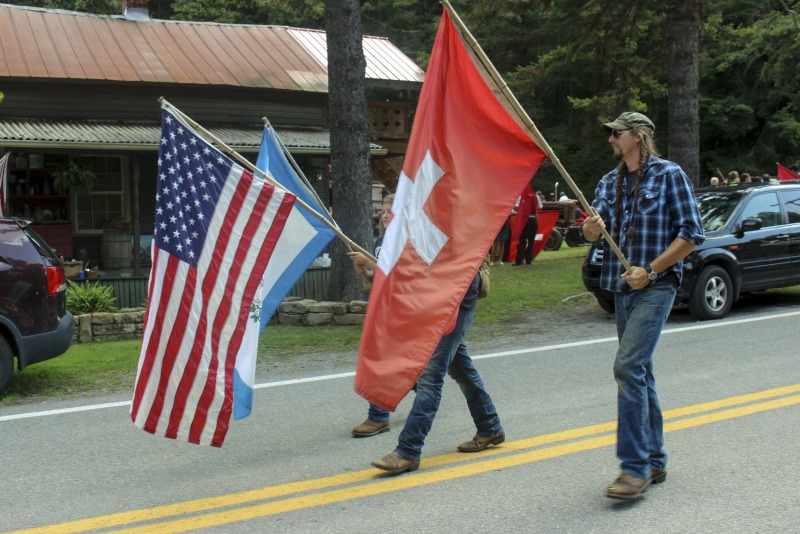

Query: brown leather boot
[651,468,667,484]
[371,451,420,474]
[351,418,390,437]
[605,473,652,500]
[457,433,506,452]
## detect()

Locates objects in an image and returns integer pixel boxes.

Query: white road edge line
[2,309,798,423]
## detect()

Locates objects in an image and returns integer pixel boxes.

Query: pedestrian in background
[490,214,510,265]
[349,194,395,437]
[581,111,704,500]
[512,183,541,266]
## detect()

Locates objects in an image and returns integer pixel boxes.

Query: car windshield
[696,191,743,232]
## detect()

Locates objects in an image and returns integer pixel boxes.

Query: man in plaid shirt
[582,111,704,500]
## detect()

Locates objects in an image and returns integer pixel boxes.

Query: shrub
[67,281,119,314]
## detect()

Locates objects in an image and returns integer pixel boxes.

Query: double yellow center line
[15,384,800,533]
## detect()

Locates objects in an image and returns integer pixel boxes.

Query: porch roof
[0,119,387,155]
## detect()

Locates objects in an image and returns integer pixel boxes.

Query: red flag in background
[777,163,799,181]
[508,208,560,261]
[355,10,547,411]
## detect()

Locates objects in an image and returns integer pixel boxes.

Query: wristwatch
[645,264,658,282]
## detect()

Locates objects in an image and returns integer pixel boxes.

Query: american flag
[0,152,9,217]
[131,104,297,447]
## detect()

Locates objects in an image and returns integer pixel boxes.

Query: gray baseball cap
[603,112,655,134]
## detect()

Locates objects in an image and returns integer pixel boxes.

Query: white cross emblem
[378,151,450,274]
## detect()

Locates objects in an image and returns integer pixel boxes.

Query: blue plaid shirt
[590,155,705,292]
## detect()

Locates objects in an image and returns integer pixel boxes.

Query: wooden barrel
[101,229,132,269]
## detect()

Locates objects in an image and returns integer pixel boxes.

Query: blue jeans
[368,387,418,422]
[395,275,504,460]
[613,280,677,479]
[368,403,390,422]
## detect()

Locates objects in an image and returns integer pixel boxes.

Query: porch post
[132,155,141,278]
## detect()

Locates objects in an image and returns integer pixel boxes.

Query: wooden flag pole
[260,117,339,230]
[159,98,374,261]
[440,0,631,272]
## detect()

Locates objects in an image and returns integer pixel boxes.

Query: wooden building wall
[0,79,329,127]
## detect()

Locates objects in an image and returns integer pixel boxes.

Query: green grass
[2,339,142,403]
[475,246,589,324]
[0,245,596,404]
[258,325,365,361]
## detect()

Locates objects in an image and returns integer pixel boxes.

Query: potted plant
[52,158,97,193]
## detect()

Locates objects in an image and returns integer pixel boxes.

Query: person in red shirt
[512,183,541,266]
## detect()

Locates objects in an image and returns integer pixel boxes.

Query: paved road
[2,294,799,533]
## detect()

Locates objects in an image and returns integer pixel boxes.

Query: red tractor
[540,200,587,251]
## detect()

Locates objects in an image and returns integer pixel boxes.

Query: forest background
[4,0,799,300]
[8,0,799,195]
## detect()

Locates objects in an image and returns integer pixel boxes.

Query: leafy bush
[67,281,119,314]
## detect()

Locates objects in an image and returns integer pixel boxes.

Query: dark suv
[0,218,74,395]
[582,181,800,320]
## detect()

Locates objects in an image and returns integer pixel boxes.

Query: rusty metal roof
[287,28,425,86]
[0,119,387,154]
[0,5,425,91]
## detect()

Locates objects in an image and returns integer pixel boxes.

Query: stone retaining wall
[73,310,146,343]
[72,297,368,342]
[276,297,367,326]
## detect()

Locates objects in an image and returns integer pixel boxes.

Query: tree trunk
[667,0,702,187]
[325,0,374,301]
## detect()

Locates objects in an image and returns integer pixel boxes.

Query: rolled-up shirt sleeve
[669,171,705,246]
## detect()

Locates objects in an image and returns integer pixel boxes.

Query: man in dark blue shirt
[582,111,704,500]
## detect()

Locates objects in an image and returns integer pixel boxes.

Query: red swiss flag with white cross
[355,10,547,411]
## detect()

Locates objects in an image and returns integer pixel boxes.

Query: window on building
[73,156,127,232]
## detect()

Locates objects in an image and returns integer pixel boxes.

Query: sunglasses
[610,128,630,139]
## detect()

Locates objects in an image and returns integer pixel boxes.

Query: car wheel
[544,229,563,251]
[595,295,615,313]
[688,265,732,320]
[0,336,13,395]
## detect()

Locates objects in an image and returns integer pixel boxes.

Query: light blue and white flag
[234,125,336,420]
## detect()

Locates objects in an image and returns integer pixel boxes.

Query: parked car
[582,181,800,320]
[0,218,74,395]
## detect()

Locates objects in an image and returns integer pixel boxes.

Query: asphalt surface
[1,291,799,533]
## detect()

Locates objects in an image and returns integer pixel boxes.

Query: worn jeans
[613,280,677,479]
[395,275,504,460]
[368,403,391,422]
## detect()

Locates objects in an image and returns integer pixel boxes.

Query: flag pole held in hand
[440,0,631,273]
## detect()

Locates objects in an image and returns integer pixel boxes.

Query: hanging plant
[52,159,97,193]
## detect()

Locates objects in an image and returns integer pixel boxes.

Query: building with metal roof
[0,2,423,269]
